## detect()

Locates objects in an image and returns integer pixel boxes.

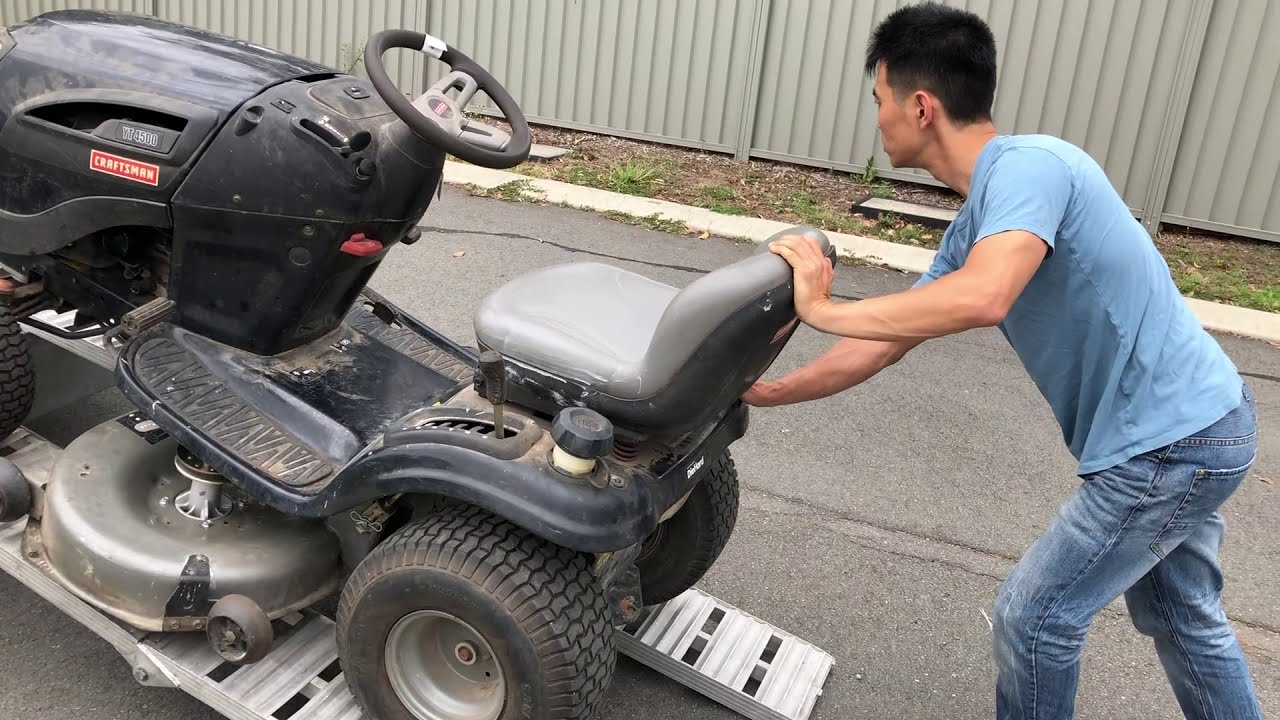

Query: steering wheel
[363,30,531,169]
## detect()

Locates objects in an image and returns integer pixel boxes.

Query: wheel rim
[208,616,249,662]
[385,610,505,720]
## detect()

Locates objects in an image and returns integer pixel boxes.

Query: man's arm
[797,230,1050,341]
[769,147,1072,343]
[743,336,920,407]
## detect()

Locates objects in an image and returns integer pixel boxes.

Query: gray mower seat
[473,227,833,436]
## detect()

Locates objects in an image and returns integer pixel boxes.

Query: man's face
[873,64,924,168]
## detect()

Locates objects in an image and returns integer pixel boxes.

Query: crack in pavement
[745,484,1022,562]
[419,225,869,301]
[836,532,1007,583]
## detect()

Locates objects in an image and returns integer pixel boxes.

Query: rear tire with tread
[636,452,739,605]
[336,503,616,720]
[0,301,33,441]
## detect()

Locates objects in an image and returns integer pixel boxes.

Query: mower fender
[329,403,749,554]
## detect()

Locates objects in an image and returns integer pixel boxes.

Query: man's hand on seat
[768,234,834,324]
[771,230,1048,342]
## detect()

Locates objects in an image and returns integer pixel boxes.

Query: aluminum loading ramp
[0,312,835,720]
[617,588,834,720]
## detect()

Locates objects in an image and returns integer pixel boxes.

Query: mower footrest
[617,588,834,720]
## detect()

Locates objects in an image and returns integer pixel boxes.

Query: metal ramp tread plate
[21,308,118,370]
[141,615,361,720]
[617,588,834,720]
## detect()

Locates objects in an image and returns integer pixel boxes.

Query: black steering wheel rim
[363,29,531,168]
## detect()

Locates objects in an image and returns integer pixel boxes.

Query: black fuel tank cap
[552,408,614,459]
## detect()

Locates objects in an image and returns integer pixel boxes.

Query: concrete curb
[442,161,1280,344]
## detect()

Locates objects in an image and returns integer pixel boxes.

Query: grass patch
[597,210,689,234]
[462,180,540,202]
[606,161,668,196]
[1159,238,1280,313]
[514,157,670,197]
[704,202,750,215]
[702,185,737,201]
[697,185,750,215]
[784,191,860,234]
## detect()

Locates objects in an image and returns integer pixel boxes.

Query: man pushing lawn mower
[745,3,1263,719]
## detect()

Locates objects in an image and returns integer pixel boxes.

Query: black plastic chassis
[113,290,748,554]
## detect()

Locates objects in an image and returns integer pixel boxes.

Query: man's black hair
[864,2,998,124]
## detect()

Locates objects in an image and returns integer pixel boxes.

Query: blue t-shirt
[916,134,1242,475]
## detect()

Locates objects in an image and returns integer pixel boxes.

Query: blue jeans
[994,382,1263,719]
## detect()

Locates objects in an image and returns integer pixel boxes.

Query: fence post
[1139,0,1215,237]
[734,0,773,161]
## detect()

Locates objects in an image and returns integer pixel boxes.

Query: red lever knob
[340,233,383,257]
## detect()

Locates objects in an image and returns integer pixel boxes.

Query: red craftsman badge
[89,149,160,186]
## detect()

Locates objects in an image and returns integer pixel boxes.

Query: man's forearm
[766,337,918,404]
[806,272,999,342]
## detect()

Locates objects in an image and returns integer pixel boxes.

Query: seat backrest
[639,226,833,400]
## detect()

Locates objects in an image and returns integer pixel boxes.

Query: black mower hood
[4,10,335,120]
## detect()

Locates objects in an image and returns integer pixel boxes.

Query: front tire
[336,504,616,720]
[635,452,740,605]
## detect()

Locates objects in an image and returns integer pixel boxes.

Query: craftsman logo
[90,149,159,186]
[686,455,705,479]
[427,97,453,119]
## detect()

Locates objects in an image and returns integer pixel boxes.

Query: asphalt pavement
[2,188,1276,719]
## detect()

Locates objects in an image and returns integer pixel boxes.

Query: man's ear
[913,91,932,125]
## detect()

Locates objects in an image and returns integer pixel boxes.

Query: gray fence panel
[1162,0,1280,242]
[425,0,762,153]
[1,0,152,26]
[153,0,427,96]
[747,0,1204,216]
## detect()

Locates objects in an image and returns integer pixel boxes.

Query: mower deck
[0,423,833,720]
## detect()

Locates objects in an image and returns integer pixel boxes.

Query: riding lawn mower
[0,10,833,720]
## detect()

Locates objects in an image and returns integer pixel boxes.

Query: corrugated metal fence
[2,0,1276,243]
